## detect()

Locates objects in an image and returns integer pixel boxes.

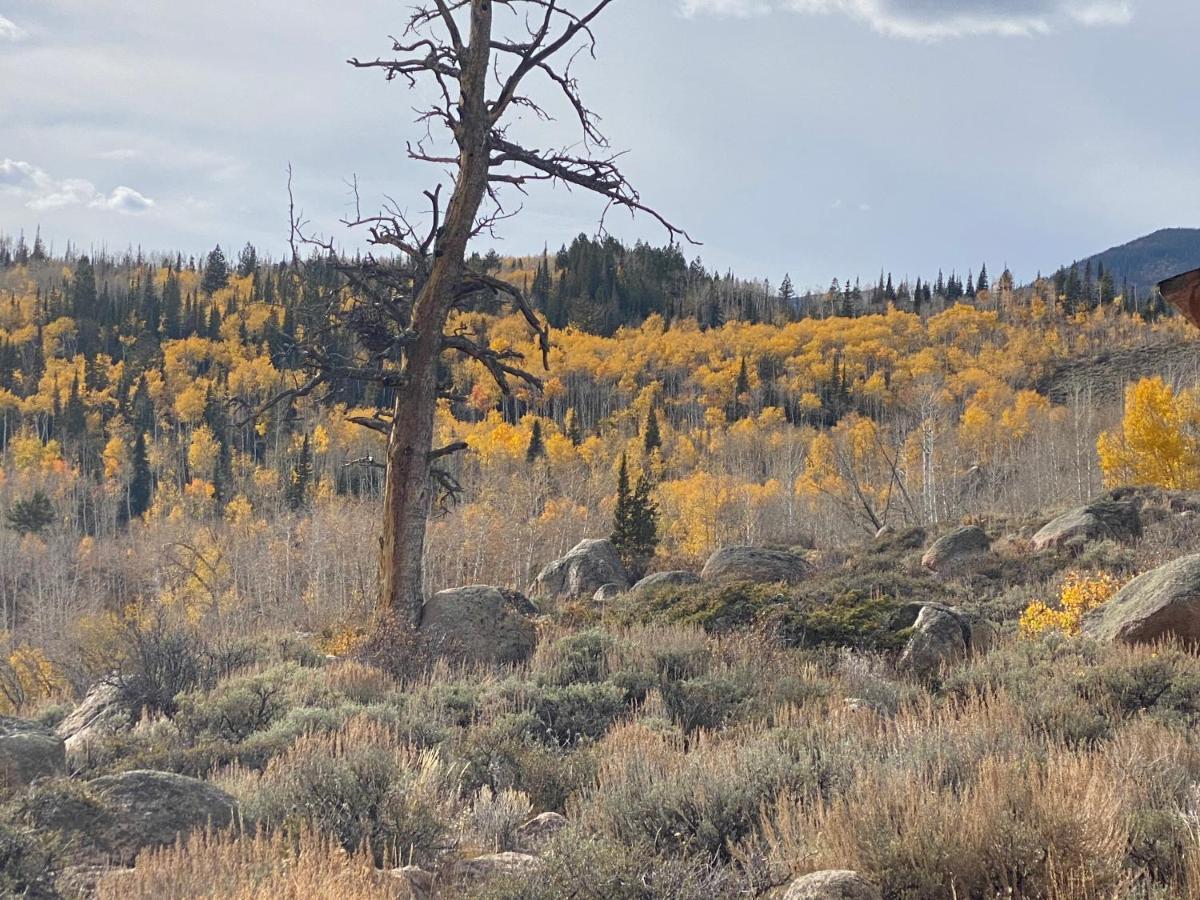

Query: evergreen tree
[525,419,545,462]
[236,242,258,278]
[162,268,182,339]
[977,262,989,293]
[201,245,230,295]
[286,433,314,511]
[734,357,751,418]
[30,228,46,262]
[564,407,583,445]
[71,256,97,316]
[5,490,55,536]
[643,406,662,454]
[610,453,659,578]
[778,274,796,308]
[128,431,152,519]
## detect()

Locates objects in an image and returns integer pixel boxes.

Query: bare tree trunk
[378,2,494,628]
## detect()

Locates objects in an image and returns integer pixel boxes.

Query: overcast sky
[1,0,1196,289]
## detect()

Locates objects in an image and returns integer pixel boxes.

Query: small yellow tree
[1097,376,1200,489]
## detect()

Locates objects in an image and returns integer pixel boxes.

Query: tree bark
[378,1,495,628]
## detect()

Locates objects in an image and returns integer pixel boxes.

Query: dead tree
[251,1,687,630]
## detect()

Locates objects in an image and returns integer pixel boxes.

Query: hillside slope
[1066,228,1200,299]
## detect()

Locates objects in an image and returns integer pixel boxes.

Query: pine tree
[525,419,545,462]
[977,262,989,293]
[5,490,55,536]
[286,433,314,511]
[128,431,152,519]
[162,268,182,339]
[30,228,46,262]
[643,406,662,454]
[201,245,230,295]
[610,454,659,578]
[779,274,796,308]
[734,357,751,419]
[564,407,583,445]
[71,256,97,316]
[236,242,258,278]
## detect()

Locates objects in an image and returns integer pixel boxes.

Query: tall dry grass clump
[95,826,404,900]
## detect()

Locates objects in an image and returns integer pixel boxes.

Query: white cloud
[681,0,1137,39]
[0,158,154,214]
[0,14,26,41]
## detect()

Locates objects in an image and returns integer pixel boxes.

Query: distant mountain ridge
[1062,228,1200,300]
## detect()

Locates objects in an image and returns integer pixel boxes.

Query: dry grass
[95,826,410,900]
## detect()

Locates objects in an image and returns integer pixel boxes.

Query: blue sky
[1,0,1196,290]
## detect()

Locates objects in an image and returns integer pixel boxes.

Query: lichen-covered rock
[631,570,700,594]
[921,525,991,572]
[530,539,629,600]
[421,586,537,665]
[47,770,239,865]
[897,603,995,678]
[452,851,542,884]
[593,583,625,603]
[0,717,65,787]
[387,865,434,899]
[784,869,879,900]
[700,547,812,585]
[1032,499,1142,552]
[57,679,136,761]
[515,811,568,850]
[1082,553,1200,645]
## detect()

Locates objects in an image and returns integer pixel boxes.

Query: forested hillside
[0,233,1194,668]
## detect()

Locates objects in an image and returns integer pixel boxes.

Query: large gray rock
[452,851,541,885]
[71,770,238,864]
[897,603,995,678]
[421,585,537,665]
[1032,499,1142,552]
[0,717,65,787]
[592,583,625,603]
[700,547,812,585]
[784,870,879,900]
[921,525,991,572]
[57,679,136,761]
[1082,554,1200,645]
[631,570,701,594]
[530,539,629,600]
[515,811,568,850]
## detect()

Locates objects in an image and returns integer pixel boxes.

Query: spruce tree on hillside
[779,274,795,308]
[286,433,314,511]
[564,408,583,446]
[610,453,659,578]
[201,245,230,295]
[128,431,152,520]
[162,269,182,339]
[5,490,55,536]
[525,419,545,463]
[236,242,258,278]
[643,406,662,455]
[977,263,989,293]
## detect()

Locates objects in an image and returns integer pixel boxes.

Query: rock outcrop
[896,603,996,677]
[451,851,542,885]
[1082,553,1200,645]
[631,570,700,594]
[700,547,812,585]
[35,770,238,865]
[57,679,136,761]
[530,539,629,600]
[421,586,537,665]
[921,526,991,572]
[784,870,879,900]
[592,583,625,603]
[515,811,568,850]
[0,717,65,787]
[1032,499,1142,552]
